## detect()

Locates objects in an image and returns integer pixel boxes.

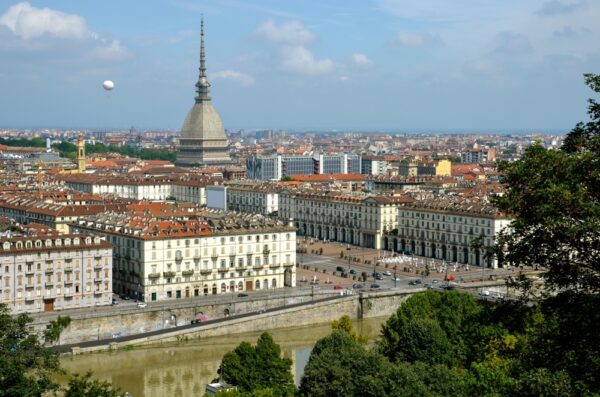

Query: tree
[299,330,397,397]
[331,315,368,345]
[494,73,600,293]
[217,333,294,397]
[379,290,483,366]
[0,304,61,397]
[63,372,120,397]
[44,315,71,344]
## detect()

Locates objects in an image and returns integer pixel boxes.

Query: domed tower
[176,19,232,167]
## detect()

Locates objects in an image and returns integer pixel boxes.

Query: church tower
[76,134,86,172]
[176,19,232,167]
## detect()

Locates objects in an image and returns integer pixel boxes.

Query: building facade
[0,233,112,314]
[247,153,361,181]
[460,148,496,163]
[72,213,296,302]
[279,190,412,249]
[383,198,509,268]
[226,184,280,215]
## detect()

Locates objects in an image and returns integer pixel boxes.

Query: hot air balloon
[102,80,114,91]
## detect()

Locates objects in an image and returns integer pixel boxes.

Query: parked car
[111,299,118,305]
[336,266,345,272]
[237,293,248,297]
[392,277,401,282]
[479,290,490,296]
[414,279,422,284]
[370,284,381,289]
[352,283,364,289]
[136,302,147,308]
[333,285,344,290]
[375,274,383,280]
[349,269,357,274]
[382,271,392,276]
[408,281,417,286]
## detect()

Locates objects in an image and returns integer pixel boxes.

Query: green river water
[59,317,387,397]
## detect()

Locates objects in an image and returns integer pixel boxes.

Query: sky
[0,0,599,132]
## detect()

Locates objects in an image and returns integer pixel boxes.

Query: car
[392,277,401,282]
[382,271,392,276]
[237,293,248,297]
[479,290,490,296]
[123,296,130,300]
[333,285,343,290]
[136,302,147,308]
[442,284,456,290]
[408,281,417,286]
[191,313,207,324]
[352,283,364,289]
[432,280,439,284]
[375,274,383,280]
[349,269,357,274]
[111,299,118,305]
[372,271,381,277]
[370,284,381,289]
[413,279,422,284]
[336,266,345,272]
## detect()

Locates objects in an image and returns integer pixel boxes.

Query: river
[59,316,388,397]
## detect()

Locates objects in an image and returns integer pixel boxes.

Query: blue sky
[0,0,599,132]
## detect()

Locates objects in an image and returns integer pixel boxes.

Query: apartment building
[0,232,113,314]
[63,174,215,204]
[398,159,451,177]
[279,190,413,249]
[246,154,361,180]
[72,212,296,302]
[226,183,280,215]
[384,197,509,268]
[460,148,496,163]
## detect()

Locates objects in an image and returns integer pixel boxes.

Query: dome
[180,101,227,141]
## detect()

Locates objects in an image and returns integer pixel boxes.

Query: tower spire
[195,17,211,103]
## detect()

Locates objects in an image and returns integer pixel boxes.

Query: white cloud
[90,39,131,61]
[212,70,255,86]
[256,19,315,45]
[0,2,88,40]
[280,45,333,75]
[393,31,442,48]
[351,53,372,65]
[0,2,130,61]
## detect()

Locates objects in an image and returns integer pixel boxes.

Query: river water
[60,317,388,397]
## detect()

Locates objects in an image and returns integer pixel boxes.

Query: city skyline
[1,1,599,131]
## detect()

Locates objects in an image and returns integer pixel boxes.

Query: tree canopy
[215,333,295,397]
[495,73,600,294]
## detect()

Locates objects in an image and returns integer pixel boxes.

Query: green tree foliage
[52,141,177,162]
[495,74,600,293]
[379,290,483,366]
[0,304,61,396]
[44,315,71,344]
[63,372,120,397]
[331,315,368,345]
[0,137,46,147]
[217,333,295,397]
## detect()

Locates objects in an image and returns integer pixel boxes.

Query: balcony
[163,271,176,278]
[25,284,35,290]
[253,264,264,270]
[193,254,201,261]
[236,266,246,271]
[175,255,183,263]
[200,269,212,275]
[24,295,35,302]
[284,263,294,268]
[182,269,194,277]
[65,258,73,263]
[64,267,73,273]
[45,282,54,288]
[94,264,103,271]
[218,268,228,273]
[45,268,54,274]
[148,273,161,279]
[94,255,102,260]
[64,291,73,298]
[93,290,103,296]
[262,248,271,256]
[64,280,73,285]
[25,270,35,276]
[94,278,102,284]
[269,263,281,269]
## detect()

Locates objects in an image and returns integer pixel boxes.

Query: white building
[0,233,113,314]
[384,197,510,268]
[72,212,296,302]
[226,183,280,215]
[279,190,413,249]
